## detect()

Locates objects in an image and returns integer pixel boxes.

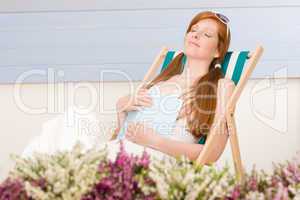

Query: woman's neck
[179,57,210,87]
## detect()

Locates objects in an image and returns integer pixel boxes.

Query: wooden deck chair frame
[111,45,264,182]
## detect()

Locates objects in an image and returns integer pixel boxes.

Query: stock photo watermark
[12,66,289,137]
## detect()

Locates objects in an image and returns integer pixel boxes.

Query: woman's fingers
[128,122,136,130]
[128,98,152,110]
[134,100,152,108]
[125,130,134,141]
[130,93,151,102]
[135,122,144,133]
[132,96,152,106]
[127,122,143,134]
[129,97,150,106]
[137,91,151,98]
[137,88,149,93]
[124,88,153,112]
[127,123,138,136]
[129,106,142,111]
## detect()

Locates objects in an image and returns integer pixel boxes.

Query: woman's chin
[184,49,201,58]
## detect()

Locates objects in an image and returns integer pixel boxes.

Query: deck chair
[111,45,264,182]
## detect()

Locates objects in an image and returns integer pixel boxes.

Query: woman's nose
[192,32,199,40]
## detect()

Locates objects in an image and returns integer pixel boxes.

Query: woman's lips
[189,41,200,47]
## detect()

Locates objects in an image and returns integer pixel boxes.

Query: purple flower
[286,162,300,183]
[271,176,280,187]
[30,178,47,191]
[137,150,150,169]
[247,177,258,191]
[226,185,240,200]
[273,183,289,200]
[81,140,157,200]
[0,178,31,200]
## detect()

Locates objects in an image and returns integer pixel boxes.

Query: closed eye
[190,29,213,38]
[204,33,212,38]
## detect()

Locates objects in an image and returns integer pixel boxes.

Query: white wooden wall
[0,0,299,83]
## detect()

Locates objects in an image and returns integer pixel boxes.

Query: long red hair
[145,11,231,140]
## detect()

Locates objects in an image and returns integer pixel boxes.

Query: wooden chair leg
[226,111,245,182]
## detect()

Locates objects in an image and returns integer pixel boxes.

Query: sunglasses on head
[213,12,230,38]
[214,12,229,24]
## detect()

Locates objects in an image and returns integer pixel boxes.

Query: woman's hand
[116,86,153,114]
[125,122,158,147]
[114,86,153,139]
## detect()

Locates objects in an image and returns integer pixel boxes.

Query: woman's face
[184,18,220,61]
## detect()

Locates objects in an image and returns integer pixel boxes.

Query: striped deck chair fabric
[160,50,250,144]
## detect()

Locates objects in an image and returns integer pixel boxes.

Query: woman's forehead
[192,19,219,32]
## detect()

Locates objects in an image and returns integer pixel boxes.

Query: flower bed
[1,141,300,200]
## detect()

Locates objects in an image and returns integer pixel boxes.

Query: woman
[22,11,234,163]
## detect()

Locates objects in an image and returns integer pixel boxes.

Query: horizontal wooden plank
[1,0,299,13]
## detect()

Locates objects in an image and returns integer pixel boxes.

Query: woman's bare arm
[147,135,204,161]
[146,78,235,162]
